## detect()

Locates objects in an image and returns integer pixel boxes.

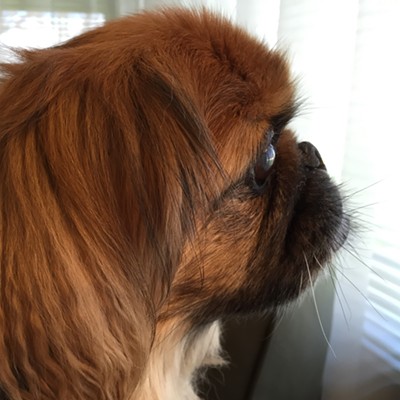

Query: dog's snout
[298,141,326,170]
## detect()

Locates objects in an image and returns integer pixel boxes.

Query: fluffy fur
[0,8,347,400]
[135,321,223,400]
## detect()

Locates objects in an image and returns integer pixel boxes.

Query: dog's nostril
[298,141,326,170]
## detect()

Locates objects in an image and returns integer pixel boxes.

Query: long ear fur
[0,24,220,399]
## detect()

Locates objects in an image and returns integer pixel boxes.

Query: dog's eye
[252,144,276,188]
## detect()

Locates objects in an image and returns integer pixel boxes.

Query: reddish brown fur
[0,8,341,400]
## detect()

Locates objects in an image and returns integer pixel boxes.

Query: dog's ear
[0,48,154,400]
[121,61,223,278]
[0,41,220,398]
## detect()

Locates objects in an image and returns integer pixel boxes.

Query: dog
[0,8,349,400]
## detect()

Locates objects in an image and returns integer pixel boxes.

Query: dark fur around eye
[270,102,300,133]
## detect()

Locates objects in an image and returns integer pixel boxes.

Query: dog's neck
[134,321,224,400]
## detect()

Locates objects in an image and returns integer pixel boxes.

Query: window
[0,1,115,49]
[270,1,400,399]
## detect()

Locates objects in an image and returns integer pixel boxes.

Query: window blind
[342,0,400,387]
[0,1,113,49]
[0,0,115,15]
[275,0,400,399]
[364,255,400,371]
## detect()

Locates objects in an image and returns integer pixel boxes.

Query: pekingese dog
[0,8,348,400]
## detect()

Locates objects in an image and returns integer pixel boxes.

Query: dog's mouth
[160,139,349,322]
[251,141,348,304]
[285,144,346,264]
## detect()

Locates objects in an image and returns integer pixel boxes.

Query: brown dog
[0,8,348,400]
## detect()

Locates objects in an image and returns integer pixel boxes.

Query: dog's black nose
[298,141,326,170]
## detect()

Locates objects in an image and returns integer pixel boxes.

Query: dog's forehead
[148,10,294,116]
[74,9,294,120]
[58,9,296,180]
[123,9,296,171]
[157,10,295,177]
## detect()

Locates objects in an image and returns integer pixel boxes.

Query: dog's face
[163,134,346,323]
[136,12,347,324]
[0,8,348,400]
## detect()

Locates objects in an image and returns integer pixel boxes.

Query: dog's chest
[135,321,223,400]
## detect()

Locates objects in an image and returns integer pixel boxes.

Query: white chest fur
[135,321,224,400]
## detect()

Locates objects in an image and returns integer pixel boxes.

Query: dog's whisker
[333,266,386,322]
[261,309,288,342]
[344,209,374,224]
[304,252,337,359]
[349,211,374,221]
[298,271,304,295]
[348,221,379,233]
[331,263,353,319]
[314,255,351,327]
[341,245,385,281]
[346,202,379,213]
[327,263,351,329]
[341,180,383,199]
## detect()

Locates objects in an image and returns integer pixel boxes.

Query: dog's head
[0,9,348,399]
